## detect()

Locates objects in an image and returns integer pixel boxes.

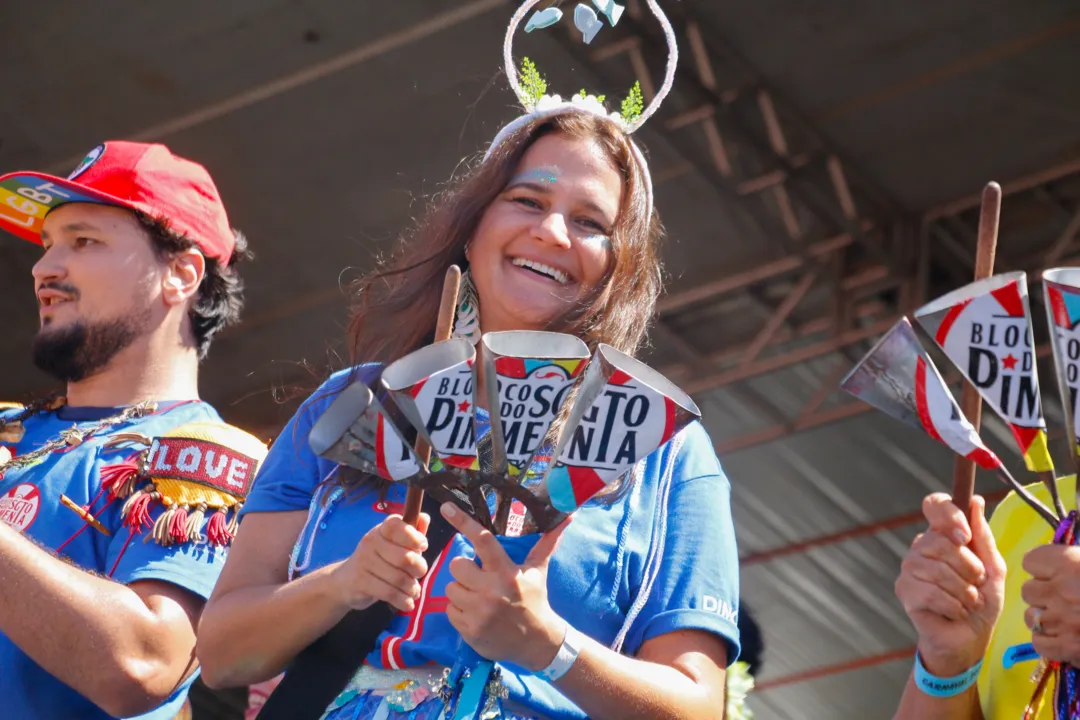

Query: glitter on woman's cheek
[581,235,612,251]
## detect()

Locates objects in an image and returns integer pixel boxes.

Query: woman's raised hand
[440,503,572,672]
[331,513,431,613]
[894,494,1006,676]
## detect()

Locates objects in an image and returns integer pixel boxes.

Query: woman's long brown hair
[332,111,663,500]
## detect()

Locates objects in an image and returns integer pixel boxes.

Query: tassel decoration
[101,455,143,500]
[168,505,189,544]
[185,503,207,543]
[206,509,232,546]
[122,491,156,533]
[152,505,177,545]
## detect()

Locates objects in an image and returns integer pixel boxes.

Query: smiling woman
[198,3,742,719]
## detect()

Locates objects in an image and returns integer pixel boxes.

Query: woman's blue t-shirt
[242,367,741,719]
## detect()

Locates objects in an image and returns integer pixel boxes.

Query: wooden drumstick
[402,265,462,527]
[952,183,1000,516]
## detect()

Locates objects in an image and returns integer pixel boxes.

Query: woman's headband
[484,0,681,217]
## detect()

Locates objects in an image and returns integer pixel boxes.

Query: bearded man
[0,141,254,719]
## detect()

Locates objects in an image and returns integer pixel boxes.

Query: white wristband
[536,623,585,682]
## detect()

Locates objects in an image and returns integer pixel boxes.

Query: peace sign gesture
[440,502,573,672]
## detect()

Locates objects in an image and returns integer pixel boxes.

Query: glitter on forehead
[512,167,559,184]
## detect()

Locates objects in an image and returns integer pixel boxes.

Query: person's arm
[0,522,204,718]
[554,628,728,720]
[198,370,425,688]
[441,503,730,720]
[197,510,430,688]
[892,494,1005,720]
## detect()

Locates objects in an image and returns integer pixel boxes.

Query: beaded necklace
[0,398,157,474]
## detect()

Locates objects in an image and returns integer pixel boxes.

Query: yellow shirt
[977,475,1075,719]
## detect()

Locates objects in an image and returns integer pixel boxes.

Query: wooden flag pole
[402,264,462,527]
[952,183,1001,514]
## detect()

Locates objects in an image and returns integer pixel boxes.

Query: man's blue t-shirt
[0,400,229,719]
[242,368,741,719]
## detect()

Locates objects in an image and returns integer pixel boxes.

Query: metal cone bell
[541,343,700,512]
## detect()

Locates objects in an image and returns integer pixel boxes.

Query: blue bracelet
[914,652,983,697]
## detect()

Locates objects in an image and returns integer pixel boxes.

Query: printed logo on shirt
[0,483,41,531]
[701,595,738,624]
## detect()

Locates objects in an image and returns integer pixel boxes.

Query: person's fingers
[360,573,417,613]
[912,532,987,586]
[373,540,429,579]
[379,515,429,552]
[969,496,1006,579]
[1020,578,1054,610]
[1022,545,1073,582]
[364,554,423,600]
[441,503,513,572]
[445,580,479,613]
[445,602,476,640]
[905,557,981,611]
[896,576,970,621]
[923,493,973,547]
[1023,605,1059,636]
[447,556,486,590]
[1030,630,1080,665]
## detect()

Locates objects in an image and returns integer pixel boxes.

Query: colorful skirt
[319,666,540,720]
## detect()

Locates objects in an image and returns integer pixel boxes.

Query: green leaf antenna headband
[485,0,681,217]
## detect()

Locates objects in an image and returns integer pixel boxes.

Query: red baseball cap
[0,141,235,265]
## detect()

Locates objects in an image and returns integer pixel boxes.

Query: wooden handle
[402,265,462,526]
[952,183,1001,514]
[59,494,111,536]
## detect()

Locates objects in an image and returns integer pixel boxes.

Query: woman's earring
[453,269,482,345]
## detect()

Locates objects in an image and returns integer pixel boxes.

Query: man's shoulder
[132,400,222,433]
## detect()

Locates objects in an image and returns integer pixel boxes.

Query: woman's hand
[440,502,571,672]
[330,513,430,613]
[1021,544,1080,664]
[894,494,1006,676]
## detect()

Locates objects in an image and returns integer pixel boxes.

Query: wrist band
[537,624,586,682]
[914,652,983,697]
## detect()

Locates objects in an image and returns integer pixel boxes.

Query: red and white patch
[0,483,41,531]
[146,437,259,498]
[373,499,406,515]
